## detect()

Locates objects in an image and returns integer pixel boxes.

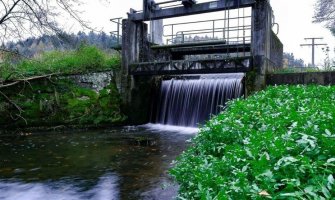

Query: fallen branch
[0,81,20,88]
[0,90,27,125]
[0,73,59,89]
[0,90,23,112]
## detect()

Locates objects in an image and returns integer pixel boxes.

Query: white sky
[76,0,334,66]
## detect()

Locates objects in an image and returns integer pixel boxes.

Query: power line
[300,37,327,67]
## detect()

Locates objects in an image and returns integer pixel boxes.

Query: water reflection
[0,125,196,200]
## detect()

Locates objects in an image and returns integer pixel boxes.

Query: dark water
[0,124,197,200]
[152,74,244,127]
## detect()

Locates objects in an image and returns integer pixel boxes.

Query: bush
[171,85,335,199]
[0,45,121,80]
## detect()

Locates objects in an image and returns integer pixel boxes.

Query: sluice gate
[117,0,284,125]
[121,0,283,76]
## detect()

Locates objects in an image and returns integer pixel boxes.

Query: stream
[0,124,197,200]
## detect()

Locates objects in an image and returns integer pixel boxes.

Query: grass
[274,67,320,74]
[0,45,121,81]
[170,85,335,199]
[273,67,335,74]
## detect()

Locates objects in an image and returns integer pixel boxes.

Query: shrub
[171,85,335,199]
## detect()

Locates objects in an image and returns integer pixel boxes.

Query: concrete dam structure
[118,0,283,126]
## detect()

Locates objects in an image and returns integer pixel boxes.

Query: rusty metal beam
[131,0,256,21]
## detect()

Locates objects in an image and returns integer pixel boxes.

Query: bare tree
[0,0,93,42]
[314,0,335,35]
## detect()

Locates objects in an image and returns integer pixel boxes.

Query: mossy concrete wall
[121,76,158,125]
[0,71,125,129]
[267,72,335,86]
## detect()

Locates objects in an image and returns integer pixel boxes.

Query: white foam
[0,173,119,200]
[141,123,199,135]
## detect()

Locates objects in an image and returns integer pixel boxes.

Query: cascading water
[151,73,244,127]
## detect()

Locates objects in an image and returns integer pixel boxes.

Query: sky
[76,0,334,66]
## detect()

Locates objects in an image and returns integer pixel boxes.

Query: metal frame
[110,17,123,46]
[163,13,252,45]
[127,2,255,75]
[130,57,252,75]
[123,0,283,76]
[132,0,256,21]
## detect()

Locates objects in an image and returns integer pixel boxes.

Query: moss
[0,76,125,128]
[94,83,125,124]
[64,87,96,124]
[245,70,257,96]
[22,103,41,119]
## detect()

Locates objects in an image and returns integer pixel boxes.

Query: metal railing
[163,8,252,45]
[110,17,123,46]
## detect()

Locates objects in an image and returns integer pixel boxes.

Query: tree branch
[0,73,59,89]
[0,0,9,14]
[0,0,21,25]
[0,90,25,121]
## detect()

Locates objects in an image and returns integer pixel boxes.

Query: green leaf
[321,186,331,198]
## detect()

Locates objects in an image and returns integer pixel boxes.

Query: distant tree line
[283,52,305,68]
[1,31,118,57]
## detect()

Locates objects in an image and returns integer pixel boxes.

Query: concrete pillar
[249,0,273,92]
[121,18,149,104]
[150,20,163,45]
[252,0,272,75]
[121,17,154,124]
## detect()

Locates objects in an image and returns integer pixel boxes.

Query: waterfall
[151,73,244,127]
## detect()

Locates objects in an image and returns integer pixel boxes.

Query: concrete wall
[270,31,283,71]
[65,71,114,92]
[123,76,158,125]
[267,72,335,86]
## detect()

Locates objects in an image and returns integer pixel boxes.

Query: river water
[0,124,197,200]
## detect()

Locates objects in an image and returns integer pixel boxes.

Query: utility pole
[300,37,327,67]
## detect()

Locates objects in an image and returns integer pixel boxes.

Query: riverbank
[171,85,335,199]
[0,45,126,130]
[0,71,126,130]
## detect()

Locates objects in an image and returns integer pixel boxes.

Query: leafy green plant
[171,85,335,199]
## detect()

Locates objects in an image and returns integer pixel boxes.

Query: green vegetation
[65,82,125,125]
[0,79,125,127]
[171,85,335,199]
[0,45,120,81]
[274,67,321,74]
[0,45,124,128]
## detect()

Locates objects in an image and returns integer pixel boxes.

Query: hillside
[2,31,119,58]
